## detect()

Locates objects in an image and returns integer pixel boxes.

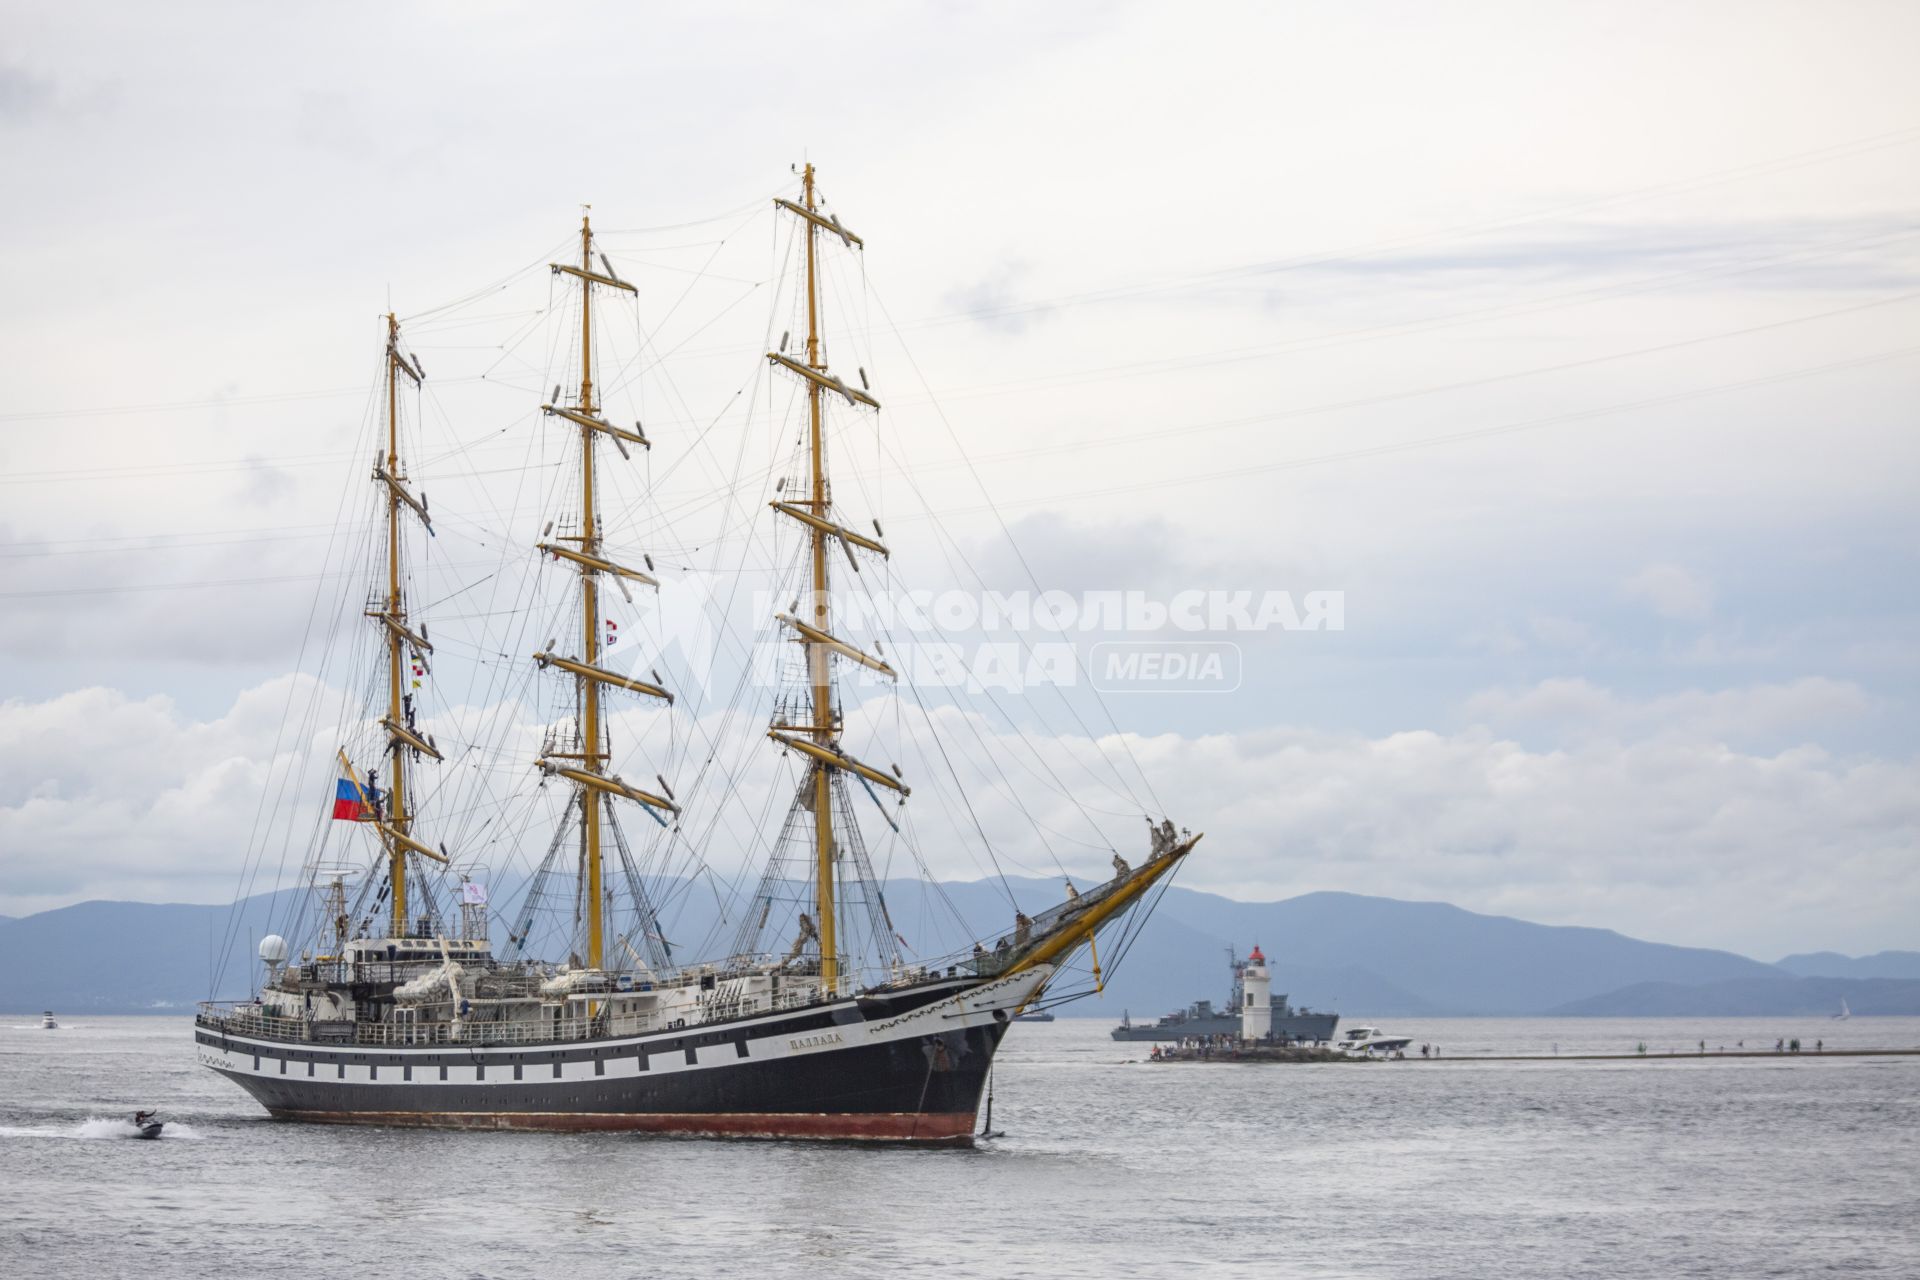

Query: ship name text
[789,1031,844,1052]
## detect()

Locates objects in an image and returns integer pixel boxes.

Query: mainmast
[767,165,906,993]
[532,214,678,973]
[360,315,446,936]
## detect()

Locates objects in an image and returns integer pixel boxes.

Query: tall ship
[195,168,1197,1143]
[1112,946,1336,1043]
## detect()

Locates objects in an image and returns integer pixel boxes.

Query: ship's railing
[725,946,1007,987]
[197,1007,310,1042]
[197,999,803,1049]
[295,959,507,987]
[883,864,1141,983]
[197,948,1019,1050]
[722,881,1144,993]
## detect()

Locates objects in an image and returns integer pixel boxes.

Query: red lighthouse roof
[1249,944,1265,963]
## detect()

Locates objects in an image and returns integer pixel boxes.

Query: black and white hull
[197,967,1048,1144]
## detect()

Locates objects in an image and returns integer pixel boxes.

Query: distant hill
[1010,889,1444,1019]
[1775,951,1920,980]
[0,892,303,1013]
[1131,887,1782,1016]
[1547,976,1920,1017]
[0,881,1907,1018]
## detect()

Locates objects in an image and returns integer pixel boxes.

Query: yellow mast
[766,166,902,994]
[529,214,679,973]
[383,313,410,938]
[800,165,838,992]
[758,170,1182,1004]
[577,214,606,972]
[343,317,447,936]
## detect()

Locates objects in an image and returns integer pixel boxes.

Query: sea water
[2,1015,1915,1278]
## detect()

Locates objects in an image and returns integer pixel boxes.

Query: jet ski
[131,1111,164,1140]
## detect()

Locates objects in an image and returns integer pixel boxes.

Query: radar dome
[258,934,289,966]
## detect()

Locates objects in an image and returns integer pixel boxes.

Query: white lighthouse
[1241,944,1272,1043]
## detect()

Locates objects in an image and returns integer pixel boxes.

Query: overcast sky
[1,2,1916,961]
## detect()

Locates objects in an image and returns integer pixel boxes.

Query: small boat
[131,1111,164,1140]
[1834,998,1851,1020]
[40,1011,57,1030]
[1012,1010,1055,1023]
[1335,1026,1414,1057]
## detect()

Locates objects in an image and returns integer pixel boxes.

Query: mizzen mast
[532,214,678,973]
[366,314,446,937]
[768,165,904,994]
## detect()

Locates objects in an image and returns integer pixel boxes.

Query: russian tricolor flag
[332,777,378,821]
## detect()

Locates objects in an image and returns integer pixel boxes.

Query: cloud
[0,66,52,123]
[1103,714,1917,955]
[1275,217,1920,293]
[0,679,339,906]
[0,4,1916,964]
[940,262,1048,336]
[1526,614,1595,652]
[236,456,297,507]
[2,675,1913,957]
[1623,562,1713,620]
[1462,676,1873,746]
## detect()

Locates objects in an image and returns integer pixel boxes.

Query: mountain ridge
[7,882,1908,1017]
[1548,976,1920,1017]
[1774,950,1920,980]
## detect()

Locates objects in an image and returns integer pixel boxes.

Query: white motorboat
[40,1011,57,1030]
[1335,1025,1413,1057]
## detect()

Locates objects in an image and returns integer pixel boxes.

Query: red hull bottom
[267,1108,979,1144]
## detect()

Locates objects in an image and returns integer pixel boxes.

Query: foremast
[531,214,679,973]
[346,315,447,937]
[768,166,904,994]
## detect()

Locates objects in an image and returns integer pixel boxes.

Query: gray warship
[1111,946,1338,1043]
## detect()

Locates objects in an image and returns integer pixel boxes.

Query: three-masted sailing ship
[195,168,1198,1143]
